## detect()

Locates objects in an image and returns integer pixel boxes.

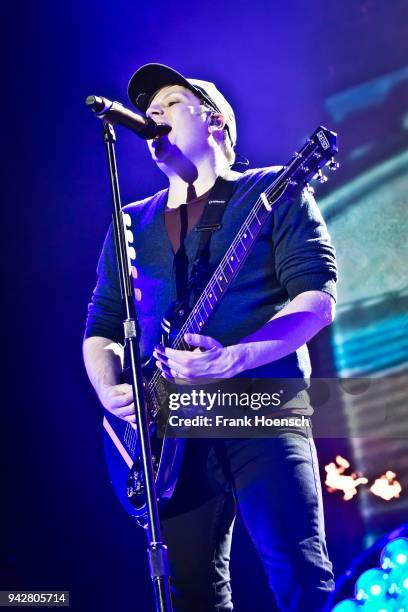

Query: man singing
[83,63,337,611]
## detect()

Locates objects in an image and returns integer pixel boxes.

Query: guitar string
[125,142,323,452]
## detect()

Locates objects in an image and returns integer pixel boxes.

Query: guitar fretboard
[176,179,288,344]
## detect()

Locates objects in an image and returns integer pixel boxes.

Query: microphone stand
[101,121,173,612]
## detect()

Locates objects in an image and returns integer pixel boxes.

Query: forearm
[83,336,124,398]
[232,290,335,373]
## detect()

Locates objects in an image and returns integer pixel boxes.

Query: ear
[207,112,226,135]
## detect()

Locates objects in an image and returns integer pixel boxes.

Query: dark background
[3,1,408,610]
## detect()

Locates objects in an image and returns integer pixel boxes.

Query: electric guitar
[102,126,339,525]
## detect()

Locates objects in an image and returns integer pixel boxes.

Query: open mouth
[154,123,172,139]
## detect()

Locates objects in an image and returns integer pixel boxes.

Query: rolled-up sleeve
[84,224,127,344]
[273,188,338,301]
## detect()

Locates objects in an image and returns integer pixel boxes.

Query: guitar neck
[171,171,291,349]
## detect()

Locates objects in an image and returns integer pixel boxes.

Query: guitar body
[101,126,339,525]
[102,303,188,526]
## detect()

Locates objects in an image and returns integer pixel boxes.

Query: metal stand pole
[102,121,172,612]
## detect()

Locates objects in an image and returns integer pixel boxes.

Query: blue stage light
[332,599,361,611]
[388,564,408,596]
[381,538,408,571]
[329,531,408,612]
[355,568,389,600]
[362,598,398,612]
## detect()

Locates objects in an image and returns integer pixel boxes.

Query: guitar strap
[177,170,240,308]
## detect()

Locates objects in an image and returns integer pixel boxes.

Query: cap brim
[128,63,196,112]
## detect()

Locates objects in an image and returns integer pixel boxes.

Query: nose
[146,104,164,121]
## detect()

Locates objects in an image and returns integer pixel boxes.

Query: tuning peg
[315,169,328,184]
[306,183,315,194]
[328,157,339,171]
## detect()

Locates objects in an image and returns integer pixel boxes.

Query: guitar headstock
[282,126,339,193]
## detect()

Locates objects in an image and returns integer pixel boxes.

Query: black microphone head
[85,95,107,113]
[85,94,171,139]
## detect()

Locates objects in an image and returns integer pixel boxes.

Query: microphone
[85,95,171,140]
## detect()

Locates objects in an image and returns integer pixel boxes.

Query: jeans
[161,429,335,611]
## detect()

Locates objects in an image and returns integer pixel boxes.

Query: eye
[166,99,180,107]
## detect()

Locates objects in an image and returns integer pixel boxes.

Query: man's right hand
[99,383,136,424]
[83,336,137,425]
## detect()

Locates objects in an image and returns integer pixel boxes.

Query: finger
[156,360,180,380]
[109,393,134,409]
[154,346,191,362]
[154,344,214,364]
[114,403,135,417]
[158,366,177,382]
[161,370,174,381]
[123,414,136,424]
[156,361,193,383]
[156,359,174,377]
[156,357,190,376]
[153,349,171,365]
[168,368,192,381]
[184,333,222,350]
[112,383,133,395]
